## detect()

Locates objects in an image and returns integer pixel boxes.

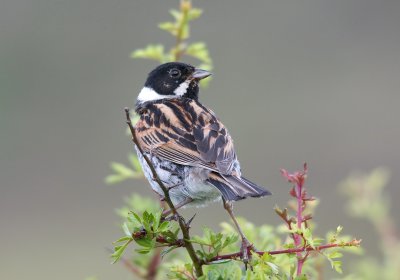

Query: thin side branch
[124,108,204,277]
[208,240,361,262]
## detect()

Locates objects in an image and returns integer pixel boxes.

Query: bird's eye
[169,68,181,78]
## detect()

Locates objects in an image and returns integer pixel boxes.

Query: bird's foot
[240,237,255,269]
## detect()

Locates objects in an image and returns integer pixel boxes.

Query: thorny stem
[280,164,309,276]
[124,108,204,277]
[208,240,361,262]
[295,178,305,276]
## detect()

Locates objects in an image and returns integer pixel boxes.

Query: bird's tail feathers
[207,172,271,201]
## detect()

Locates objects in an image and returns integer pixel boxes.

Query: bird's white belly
[135,146,222,207]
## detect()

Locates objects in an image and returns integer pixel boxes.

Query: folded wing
[135,98,237,175]
[135,98,271,201]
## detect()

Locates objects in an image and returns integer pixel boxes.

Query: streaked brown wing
[135,99,237,175]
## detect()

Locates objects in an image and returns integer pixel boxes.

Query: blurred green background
[1,0,399,279]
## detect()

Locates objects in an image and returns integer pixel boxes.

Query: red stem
[208,241,360,262]
[295,181,304,276]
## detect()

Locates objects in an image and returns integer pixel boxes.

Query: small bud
[280,164,308,187]
[289,187,297,198]
[180,0,191,12]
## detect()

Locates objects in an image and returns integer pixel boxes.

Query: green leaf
[113,236,133,244]
[266,261,279,274]
[105,174,125,185]
[329,251,343,259]
[158,22,177,36]
[153,210,162,231]
[162,229,179,243]
[122,223,132,237]
[186,42,211,63]
[135,237,155,249]
[189,236,210,246]
[110,162,135,176]
[220,234,238,251]
[111,239,132,263]
[188,8,203,20]
[312,237,324,247]
[131,44,165,62]
[169,9,181,21]
[332,260,343,274]
[130,211,142,224]
[128,153,142,173]
[142,213,152,233]
[203,261,242,280]
[136,248,152,254]
[158,221,170,232]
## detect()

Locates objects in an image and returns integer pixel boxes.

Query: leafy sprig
[111,163,361,279]
[131,0,212,86]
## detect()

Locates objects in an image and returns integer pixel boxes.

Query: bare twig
[124,108,204,277]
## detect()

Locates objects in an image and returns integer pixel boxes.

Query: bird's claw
[240,238,254,270]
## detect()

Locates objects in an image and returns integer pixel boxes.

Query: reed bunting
[132,62,271,261]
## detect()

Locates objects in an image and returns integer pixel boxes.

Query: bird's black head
[137,62,211,105]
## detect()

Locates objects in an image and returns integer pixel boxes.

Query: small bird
[133,62,271,260]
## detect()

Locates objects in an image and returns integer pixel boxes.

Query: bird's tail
[207,172,272,201]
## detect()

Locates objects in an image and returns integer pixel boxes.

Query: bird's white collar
[137,87,172,103]
[137,81,189,103]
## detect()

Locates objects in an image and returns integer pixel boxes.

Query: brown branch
[208,240,361,262]
[146,248,161,280]
[124,108,204,277]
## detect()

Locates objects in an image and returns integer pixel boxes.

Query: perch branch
[124,108,204,277]
[208,239,361,262]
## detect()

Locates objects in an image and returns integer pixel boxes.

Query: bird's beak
[191,68,212,80]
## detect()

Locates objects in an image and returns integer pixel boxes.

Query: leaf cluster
[190,227,239,261]
[131,0,213,86]
[105,153,143,185]
[112,200,181,263]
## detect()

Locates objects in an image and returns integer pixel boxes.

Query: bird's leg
[223,200,254,268]
[162,197,193,219]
